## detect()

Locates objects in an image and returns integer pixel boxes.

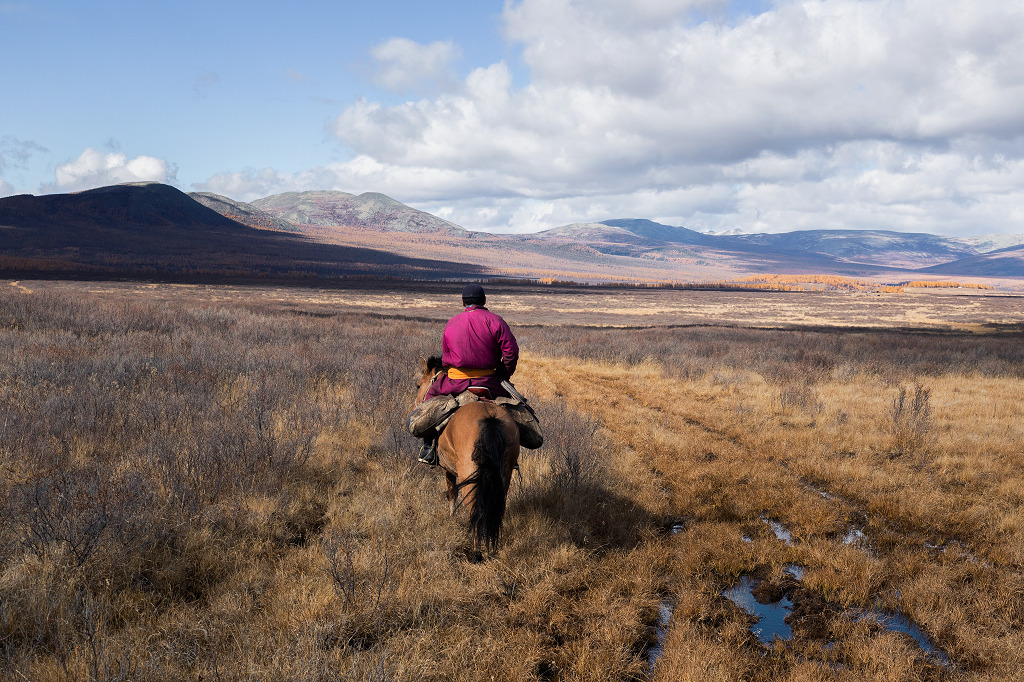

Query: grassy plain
[1,280,1023,681]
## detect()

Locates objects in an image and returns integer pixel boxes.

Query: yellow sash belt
[447,367,494,380]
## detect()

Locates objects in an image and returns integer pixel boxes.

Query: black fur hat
[461,283,486,305]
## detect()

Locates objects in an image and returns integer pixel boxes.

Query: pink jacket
[423,305,518,402]
[442,305,518,378]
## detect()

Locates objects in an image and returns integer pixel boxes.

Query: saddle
[406,389,544,449]
[466,386,492,400]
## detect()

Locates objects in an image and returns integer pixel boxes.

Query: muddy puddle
[655,510,951,670]
[648,522,685,672]
[858,610,951,667]
[722,572,950,665]
[843,526,866,546]
[762,516,794,545]
[646,602,673,669]
[723,575,794,644]
[723,516,951,667]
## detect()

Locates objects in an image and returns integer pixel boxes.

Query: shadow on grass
[507,477,662,552]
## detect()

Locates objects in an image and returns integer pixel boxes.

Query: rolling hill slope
[189,192,300,232]
[0,183,482,279]
[534,219,993,270]
[252,191,468,235]
[2,182,1021,281]
[922,244,1024,277]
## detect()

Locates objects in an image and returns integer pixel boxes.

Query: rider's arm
[494,317,519,379]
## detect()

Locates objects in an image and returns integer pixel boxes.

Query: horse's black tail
[468,416,508,553]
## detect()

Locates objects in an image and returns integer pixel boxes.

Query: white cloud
[48,148,176,193]
[208,0,1024,236]
[195,155,514,205]
[196,139,1024,235]
[344,0,1024,169]
[370,37,461,93]
[0,177,14,197]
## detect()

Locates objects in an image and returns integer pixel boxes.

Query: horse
[416,356,520,556]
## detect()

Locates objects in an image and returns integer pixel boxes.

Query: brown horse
[416,356,520,555]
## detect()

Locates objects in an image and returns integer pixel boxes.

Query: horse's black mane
[426,355,444,373]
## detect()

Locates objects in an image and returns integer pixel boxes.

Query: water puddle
[722,574,950,667]
[762,516,794,545]
[648,521,685,671]
[858,610,951,667]
[646,601,673,669]
[723,575,793,644]
[843,527,866,546]
[925,540,987,568]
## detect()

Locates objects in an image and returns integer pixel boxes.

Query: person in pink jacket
[418,284,519,464]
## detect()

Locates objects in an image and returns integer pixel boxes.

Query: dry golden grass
[515,348,1024,680]
[1,280,1022,680]
[24,278,1024,332]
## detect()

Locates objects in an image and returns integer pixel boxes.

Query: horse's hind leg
[445,471,459,516]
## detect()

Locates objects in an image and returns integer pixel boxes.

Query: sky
[2,0,1023,236]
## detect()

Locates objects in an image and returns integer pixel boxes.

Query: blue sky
[2,0,1023,236]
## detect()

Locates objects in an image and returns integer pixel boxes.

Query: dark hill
[0,183,482,279]
[921,244,1024,277]
[2,182,245,232]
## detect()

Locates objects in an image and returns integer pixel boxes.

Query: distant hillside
[600,218,708,244]
[953,233,1024,253]
[2,182,1020,282]
[536,219,707,245]
[534,222,648,244]
[2,182,245,232]
[0,183,482,279]
[922,244,1024,277]
[189,191,300,232]
[719,229,978,268]
[252,191,468,236]
[542,219,986,270]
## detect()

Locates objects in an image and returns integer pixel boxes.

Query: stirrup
[418,441,438,466]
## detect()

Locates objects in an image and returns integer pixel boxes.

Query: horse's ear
[421,356,430,371]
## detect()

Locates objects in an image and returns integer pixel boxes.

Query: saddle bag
[407,395,459,438]
[495,397,544,449]
[406,391,481,438]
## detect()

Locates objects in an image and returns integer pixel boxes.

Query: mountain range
[0,183,482,279]
[1,182,1021,282]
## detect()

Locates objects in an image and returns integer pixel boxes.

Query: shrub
[888,383,933,457]
[534,398,606,491]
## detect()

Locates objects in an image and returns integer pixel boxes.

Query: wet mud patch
[856,610,951,668]
[722,569,806,645]
[724,574,793,644]
[761,515,794,545]
[645,600,674,670]
[646,521,686,672]
[721,569,952,672]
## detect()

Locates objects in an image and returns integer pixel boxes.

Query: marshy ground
[1,280,1022,680]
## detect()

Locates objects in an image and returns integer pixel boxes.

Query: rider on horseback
[418,283,519,465]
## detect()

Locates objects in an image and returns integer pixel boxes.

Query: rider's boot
[417,437,439,465]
